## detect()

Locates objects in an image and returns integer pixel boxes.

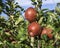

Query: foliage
[0,0,30,48]
[0,0,60,48]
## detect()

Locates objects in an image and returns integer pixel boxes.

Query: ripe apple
[47,33,53,39]
[41,28,52,35]
[25,7,37,22]
[41,27,53,39]
[28,22,41,37]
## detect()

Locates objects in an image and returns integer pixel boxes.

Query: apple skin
[41,27,53,39]
[25,7,37,22]
[47,33,53,39]
[41,28,52,35]
[29,32,36,37]
[28,22,41,37]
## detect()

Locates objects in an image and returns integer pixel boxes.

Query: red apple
[28,22,41,37]
[41,28,52,35]
[41,27,53,39]
[47,33,53,39]
[25,7,37,22]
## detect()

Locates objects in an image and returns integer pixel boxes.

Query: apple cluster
[25,7,53,39]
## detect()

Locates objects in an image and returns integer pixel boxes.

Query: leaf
[41,34,48,41]
[0,41,3,45]
[46,24,55,30]
[0,27,2,30]
[38,17,44,24]
[5,32,11,36]
[6,6,10,12]
[41,9,48,11]
[15,16,24,25]
[31,0,35,2]
[55,7,60,15]
[16,27,27,41]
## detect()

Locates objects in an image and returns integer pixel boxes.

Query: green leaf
[16,27,27,41]
[0,41,3,45]
[31,0,35,2]
[55,7,60,15]
[38,17,44,24]
[5,32,11,36]
[41,34,48,41]
[15,16,24,25]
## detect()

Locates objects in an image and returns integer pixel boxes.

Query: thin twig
[31,37,34,48]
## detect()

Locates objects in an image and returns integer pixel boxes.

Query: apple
[28,22,41,37]
[25,7,37,22]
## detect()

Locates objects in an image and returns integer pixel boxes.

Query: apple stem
[31,37,34,48]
